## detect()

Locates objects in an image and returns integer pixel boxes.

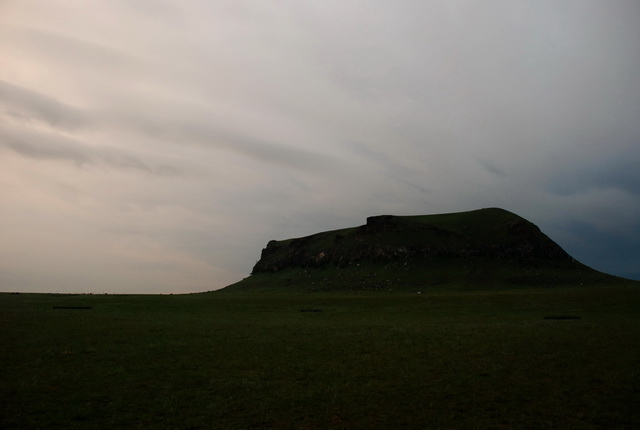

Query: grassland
[1,285,640,429]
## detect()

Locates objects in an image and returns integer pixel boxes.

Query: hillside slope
[224,208,618,292]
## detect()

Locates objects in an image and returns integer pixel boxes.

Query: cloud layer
[1,1,639,292]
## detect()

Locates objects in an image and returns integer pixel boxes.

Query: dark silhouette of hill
[223,208,623,292]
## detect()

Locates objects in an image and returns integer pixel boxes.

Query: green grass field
[1,285,639,429]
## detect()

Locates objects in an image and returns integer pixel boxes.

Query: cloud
[0,79,88,130]
[165,121,346,173]
[1,0,639,292]
[547,151,640,197]
[0,123,184,177]
[1,70,342,176]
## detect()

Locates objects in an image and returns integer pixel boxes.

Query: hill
[223,208,619,292]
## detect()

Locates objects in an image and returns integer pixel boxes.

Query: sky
[1,1,639,293]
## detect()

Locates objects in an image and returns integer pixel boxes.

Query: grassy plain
[1,285,639,429]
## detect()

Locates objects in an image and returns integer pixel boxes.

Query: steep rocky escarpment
[226,208,615,292]
[252,209,572,274]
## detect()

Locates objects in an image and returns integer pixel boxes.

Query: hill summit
[224,208,614,292]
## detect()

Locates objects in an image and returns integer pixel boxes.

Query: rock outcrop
[251,208,572,274]
[225,208,614,292]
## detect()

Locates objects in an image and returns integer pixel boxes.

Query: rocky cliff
[226,208,613,292]
[252,208,572,273]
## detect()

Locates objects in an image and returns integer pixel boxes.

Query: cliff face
[251,208,572,274]
[224,208,611,292]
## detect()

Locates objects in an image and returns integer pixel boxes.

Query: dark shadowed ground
[1,284,639,429]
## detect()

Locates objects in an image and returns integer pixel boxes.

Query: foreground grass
[1,285,639,429]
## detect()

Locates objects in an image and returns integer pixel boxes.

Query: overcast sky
[1,1,639,293]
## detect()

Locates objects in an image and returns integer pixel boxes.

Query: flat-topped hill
[223,208,620,292]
